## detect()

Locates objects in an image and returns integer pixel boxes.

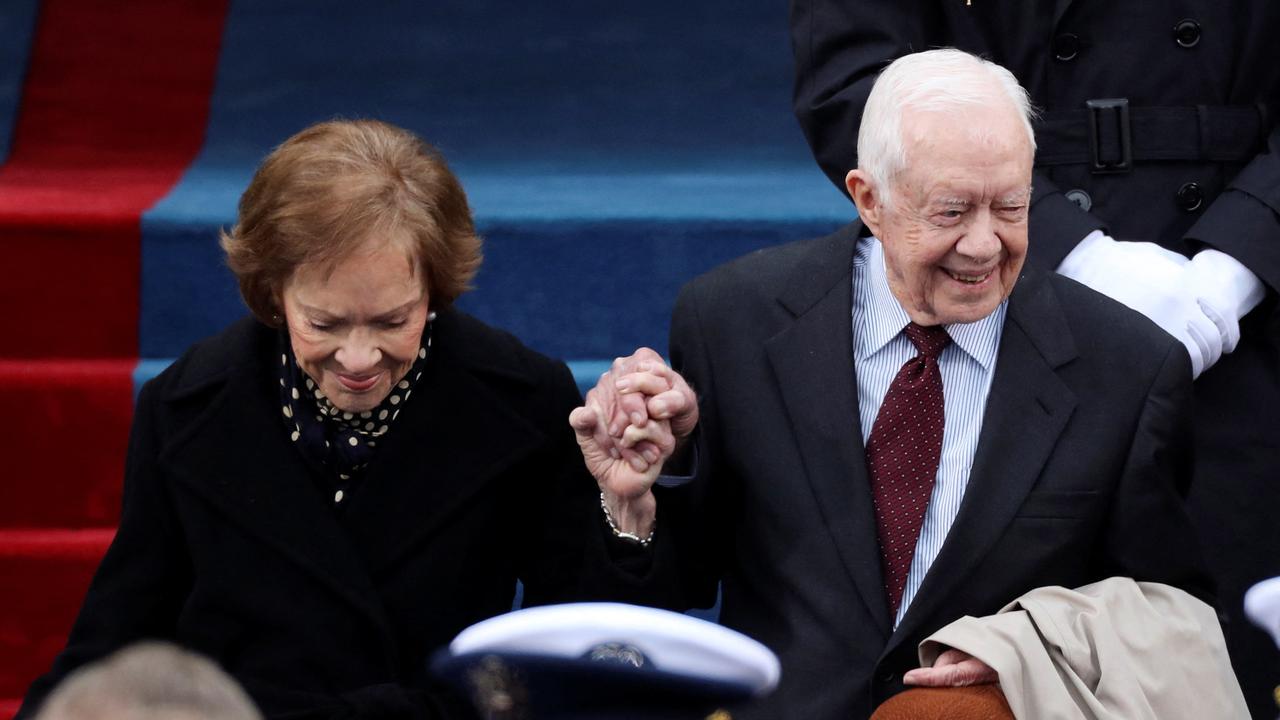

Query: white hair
[857,48,1036,206]
[35,642,262,720]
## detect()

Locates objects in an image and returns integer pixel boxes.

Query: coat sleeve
[789,0,1107,270]
[513,359,600,607]
[1185,124,1280,293]
[1096,340,1214,601]
[15,380,193,719]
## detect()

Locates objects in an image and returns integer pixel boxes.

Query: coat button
[1065,189,1092,212]
[1174,19,1201,48]
[1053,33,1080,61]
[1175,182,1204,212]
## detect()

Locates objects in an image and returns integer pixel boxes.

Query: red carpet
[0,0,228,713]
[0,0,227,358]
[0,360,133,528]
[0,530,116,700]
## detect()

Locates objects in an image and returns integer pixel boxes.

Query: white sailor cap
[432,602,780,719]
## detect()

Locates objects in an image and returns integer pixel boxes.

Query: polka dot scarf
[277,318,433,502]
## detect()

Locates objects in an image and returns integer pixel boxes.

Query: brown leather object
[870,685,1015,719]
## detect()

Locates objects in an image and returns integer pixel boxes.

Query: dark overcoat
[17,308,603,719]
[791,3,1280,713]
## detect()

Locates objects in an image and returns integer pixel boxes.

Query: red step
[0,0,227,358]
[0,529,115,699]
[0,360,131,528]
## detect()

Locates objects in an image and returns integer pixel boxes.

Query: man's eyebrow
[995,188,1034,204]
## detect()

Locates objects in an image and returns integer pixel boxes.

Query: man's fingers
[903,651,997,687]
[615,391,650,430]
[615,370,672,396]
[648,388,692,419]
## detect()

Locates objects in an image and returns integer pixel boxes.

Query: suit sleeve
[16,380,193,719]
[1099,341,1214,603]
[655,279,731,611]
[789,0,1106,270]
[1185,123,1280,293]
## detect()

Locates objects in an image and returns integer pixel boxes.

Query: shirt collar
[856,235,1005,370]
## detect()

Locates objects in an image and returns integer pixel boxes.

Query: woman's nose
[334,331,381,373]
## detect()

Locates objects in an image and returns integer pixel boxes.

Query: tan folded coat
[919,578,1250,719]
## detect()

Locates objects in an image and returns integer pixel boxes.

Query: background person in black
[790,3,1280,715]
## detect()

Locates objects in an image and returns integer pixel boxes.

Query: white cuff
[1055,229,1110,278]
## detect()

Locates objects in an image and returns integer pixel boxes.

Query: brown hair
[220,119,482,326]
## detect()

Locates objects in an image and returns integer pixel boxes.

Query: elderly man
[572,49,1226,718]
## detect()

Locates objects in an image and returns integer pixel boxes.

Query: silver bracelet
[599,491,655,546]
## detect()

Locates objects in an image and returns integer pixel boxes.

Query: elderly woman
[18,120,603,719]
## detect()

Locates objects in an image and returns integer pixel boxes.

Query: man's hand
[613,355,699,442]
[902,648,998,687]
[1057,232,1225,377]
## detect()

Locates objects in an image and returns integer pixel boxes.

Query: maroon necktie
[866,322,950,615]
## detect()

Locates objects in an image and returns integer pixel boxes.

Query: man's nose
[957,209,1001,260]
[335,329,381,372]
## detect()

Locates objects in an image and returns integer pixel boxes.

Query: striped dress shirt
[851,236,1006,628]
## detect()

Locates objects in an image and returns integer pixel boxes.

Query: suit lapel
[158,353,392,633]
[889,271,1078,649]
[764,226,893,637]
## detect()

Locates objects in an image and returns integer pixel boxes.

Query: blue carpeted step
[136,0,854,360]
[0,0,39,166]
[143,192,848,361]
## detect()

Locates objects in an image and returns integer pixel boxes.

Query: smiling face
[280,236,430,413]
[848,104,1033,326]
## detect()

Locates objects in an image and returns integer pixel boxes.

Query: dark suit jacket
[18,308,602,720]
[648,223,1212,719]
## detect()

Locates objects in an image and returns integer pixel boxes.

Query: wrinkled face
[280,238,430,413]
[849,105,1032,326]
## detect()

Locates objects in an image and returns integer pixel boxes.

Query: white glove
[1057,232,1219,377]
[1185,248,1265,355]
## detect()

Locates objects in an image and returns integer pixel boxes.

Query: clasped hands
[566,350,999,688]
[568,348,698,536]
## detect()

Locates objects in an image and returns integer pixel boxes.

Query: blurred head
[221,119,482,411]
[34,642,262,720]
[846,49,1035,326]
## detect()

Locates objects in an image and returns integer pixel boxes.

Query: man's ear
[846,169,885,237]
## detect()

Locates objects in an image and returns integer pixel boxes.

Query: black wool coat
[18,308,605,720]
